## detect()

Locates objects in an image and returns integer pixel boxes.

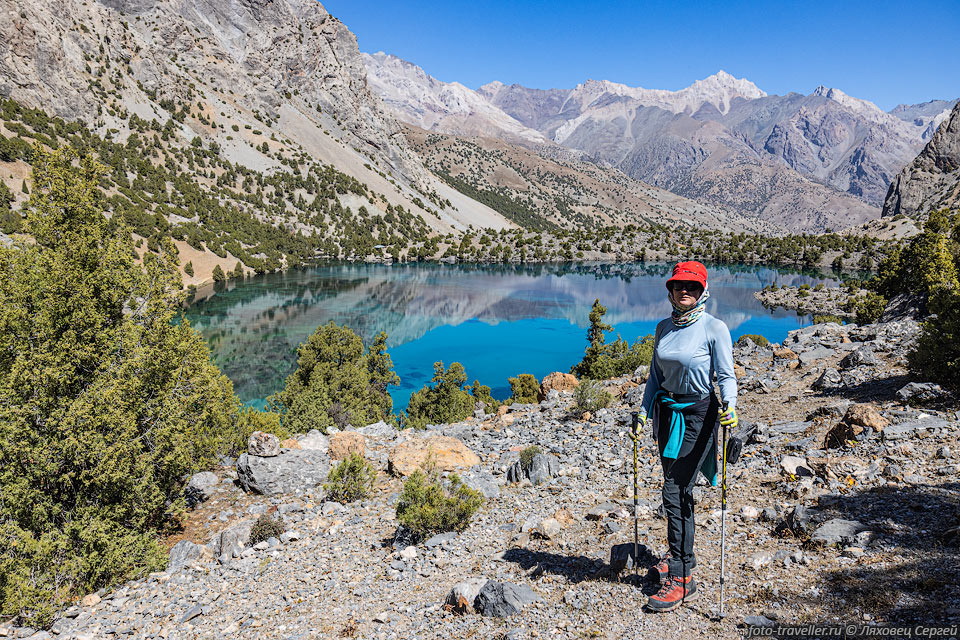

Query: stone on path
[247,431,280,457]
[609,542,657,574]
[475,581,540,618]
[897,382,948,404]
[843,404,888,431]
[780,455,813,477]
[810,518,868,546]
[444,577,487,614]
[388,435,481,476]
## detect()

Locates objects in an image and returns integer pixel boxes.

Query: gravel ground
[11,318,960,640]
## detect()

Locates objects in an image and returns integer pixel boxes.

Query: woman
[636,261,738,612]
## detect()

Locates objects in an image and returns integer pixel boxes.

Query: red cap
[666,261,708,290]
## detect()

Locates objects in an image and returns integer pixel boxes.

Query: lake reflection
[184,263,832,410]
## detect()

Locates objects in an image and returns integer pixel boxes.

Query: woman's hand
[719,406,738,430]
[629,410,647,441]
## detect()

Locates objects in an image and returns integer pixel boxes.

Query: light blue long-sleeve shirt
[640,312,737,415]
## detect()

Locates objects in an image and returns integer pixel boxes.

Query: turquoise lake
[183,262,836,411]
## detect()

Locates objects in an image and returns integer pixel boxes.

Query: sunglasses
[669,282,703,293]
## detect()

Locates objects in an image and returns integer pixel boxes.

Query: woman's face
[670,281,703,308]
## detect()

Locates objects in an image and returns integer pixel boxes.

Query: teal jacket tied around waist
[653,390,718,486]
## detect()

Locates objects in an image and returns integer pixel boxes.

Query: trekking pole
[719,405,729,619]
[631,411,639,577]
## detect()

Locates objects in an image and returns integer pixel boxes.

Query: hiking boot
[646,575,697,612]
[648,554,670,584]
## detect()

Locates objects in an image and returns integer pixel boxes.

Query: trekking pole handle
[630,411,638,437]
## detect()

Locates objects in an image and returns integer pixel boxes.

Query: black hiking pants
[655,393,719,578]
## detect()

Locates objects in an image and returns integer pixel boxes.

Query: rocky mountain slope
[404,125,773,233]
[13,315,958,639]
[882,101,960,219]
[366,55,957,232]
[0,0,518,251]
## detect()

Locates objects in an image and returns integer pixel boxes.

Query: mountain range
[364,52,958,232]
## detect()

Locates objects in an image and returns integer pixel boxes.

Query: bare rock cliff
[883,101,960,218]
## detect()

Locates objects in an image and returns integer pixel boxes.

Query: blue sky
[322,0,960,111]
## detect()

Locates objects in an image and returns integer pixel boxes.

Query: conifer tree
[0,147,240,625]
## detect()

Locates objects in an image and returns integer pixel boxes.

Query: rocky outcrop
[882,101,960,219]
[0,0,427,187]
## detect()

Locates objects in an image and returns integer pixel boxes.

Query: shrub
[519,445,542,472]
[396,466,483,541]
[184,260,194,277]
[249,514,285,546]
[324,453,376,503]
[0,148,240,626]
[571,299,653,379]
[506,373,538,404]
[737,334,769,347]
[854,291,887,325]
[813,314,844,325]
[270,324,398,434]
[468,379,500,414]
[573,379,613,413]
[406,361,473,430]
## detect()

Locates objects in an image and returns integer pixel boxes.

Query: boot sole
[646,590,698,613]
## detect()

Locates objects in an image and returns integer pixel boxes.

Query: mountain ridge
[365,54,956,231]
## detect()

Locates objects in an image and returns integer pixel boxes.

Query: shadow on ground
[502,547,661,596]
[815,482,960,622]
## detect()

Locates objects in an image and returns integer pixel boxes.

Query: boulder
[798,347,835,367]
[896,382,948,404]
[824,422,862,448]
[298,430,330,452]
[460,469,501,499]
[211,519,254,562]
[839,347,879,370]
[329,431,365,461]
[444,577,487,614]
[842,404,888,430]
[247,431,280,457]
[810,519,868,546]
[813,368,843,392]
[538,372,578,401]
[357,420,398,439]
[388,435,481,477]
[184,471,219,507]
[167,540,213,571]
[526,453,560,486]
[772,347,798,361]
[475,581,540,618]
[780,455,813,477]
[236,449,330,495]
